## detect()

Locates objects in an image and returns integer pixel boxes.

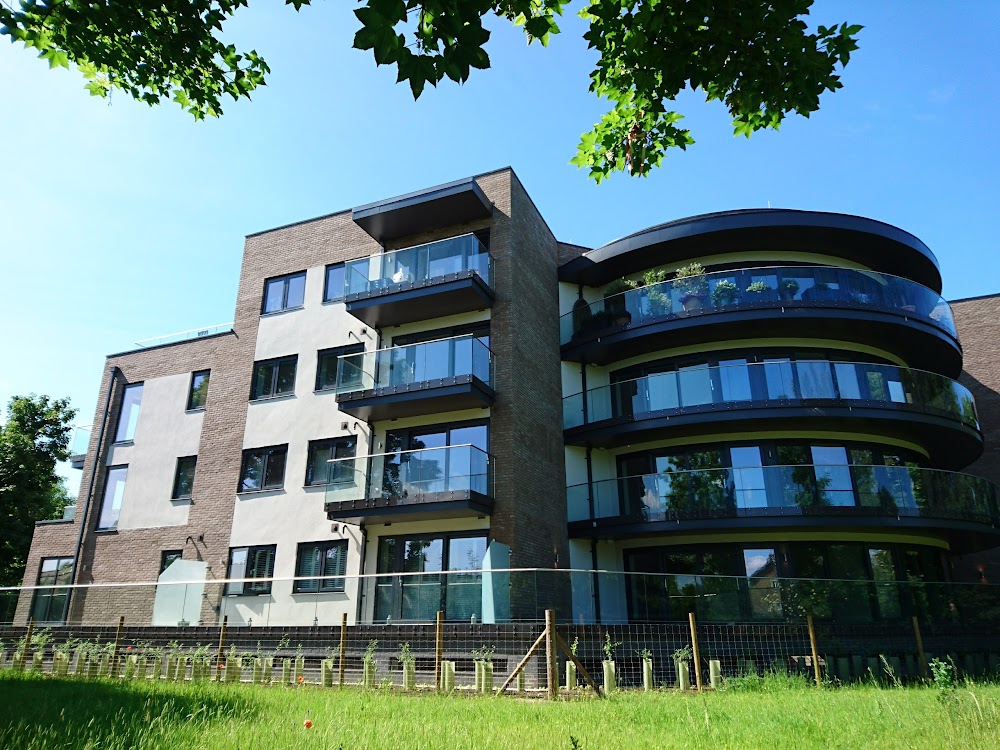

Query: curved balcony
[567,465,1000,551]
[560,266,961,375]
[563,360,982,467]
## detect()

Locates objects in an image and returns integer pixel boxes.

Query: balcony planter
[402,661,416,691]
[602,660,616,692]
[711,280,739,308]
[565,662,577,690]
[778,279,800,302]
[679,293,707,311]
[675,263,708,311]
[642,658,654,691]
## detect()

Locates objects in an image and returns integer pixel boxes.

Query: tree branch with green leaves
[1,0,860,181]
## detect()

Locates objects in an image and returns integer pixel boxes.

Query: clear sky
[1,1,998,494]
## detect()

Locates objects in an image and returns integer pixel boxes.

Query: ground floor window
[374,533,487,622]
[623,542,947,624]
[294,540,349,593]
[30,556,74,623]
[225,545,276,595]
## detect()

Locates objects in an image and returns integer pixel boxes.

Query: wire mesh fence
[2,568,999,694]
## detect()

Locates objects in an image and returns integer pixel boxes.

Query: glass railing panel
[69,426,92,456]
[336,335,494,394]
[343,234,491,297]
[568,465,1000,525]
[560,265,958,346]
[326,445,493,508]
[564,360,979,431]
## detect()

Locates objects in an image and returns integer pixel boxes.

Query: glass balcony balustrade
[567,464,1000,527]
[563,360,978,432]
[560,265,957,346]
[335,335,493,395]
[344,234,491,297]
[324,444,494,510]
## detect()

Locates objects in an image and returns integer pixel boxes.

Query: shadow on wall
[952,371,1000,582]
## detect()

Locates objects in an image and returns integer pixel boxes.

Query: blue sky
[1,1,998,493]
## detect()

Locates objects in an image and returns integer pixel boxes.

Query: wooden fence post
[215,616,228,681]
[545,609,557,699]
[434,610,444,690]
[338,612,347,687]
[111,616,125,677]
[912,616,929,679]
[806,614,822,688]
[688,612,703,692]
[18,618,35,672]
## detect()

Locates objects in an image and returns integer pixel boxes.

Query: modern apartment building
[18,168,1000,627]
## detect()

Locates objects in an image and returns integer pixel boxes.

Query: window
[323,263,346,303]
[305,437,358,486]
[187,370,210,410]
[239,445,287,492]
[172,456,197,499]
[30,556,74,623]
[160,550,183,574]
[316,345,365,392]
[251,356,297,400]
[114,383,143,443]
[294,540,348,592]
[97,465,128,530]
[225,545,276,595]
[262,271,306,314]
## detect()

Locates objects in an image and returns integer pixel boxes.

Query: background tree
[0,395,76,586]
[0,0,860,182]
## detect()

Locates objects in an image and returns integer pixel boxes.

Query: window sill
[95,528,118,534]
[185,407,206,414]
[321,298,346,306]
[110,440,134,447]
[260,306,304,318]
[236,487,285,496]
[171,495,193,503]
[249,393,296,404]
[225,592,272,597]
[291,589,347,596]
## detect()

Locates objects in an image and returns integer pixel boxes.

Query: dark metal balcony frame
[345,272,495,328]
[336,375,495,420]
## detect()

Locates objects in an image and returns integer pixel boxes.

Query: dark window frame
[160,549,183,574]
[293,539,349,593]
[305,436,359,486]
[113,382,144,444]
[96,464,128,530]
[323,263,347,304]
[261,271,307,315]
[250,355,298,401]
[172,456,197,499]
[315,344,365,392]
[187,370,211,410]
[238,445,288,493]
[225,544,277,595]
[30,555,75,624]
[391,321,490,347]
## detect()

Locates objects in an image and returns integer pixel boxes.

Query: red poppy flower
[125,646,133,652]
[303,720,313,729]
[297,675,304,683]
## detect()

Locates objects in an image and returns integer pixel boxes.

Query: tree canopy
[1,0,860,181]
[0,395,76,587]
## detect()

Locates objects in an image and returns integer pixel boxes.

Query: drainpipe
[66,365,119,616]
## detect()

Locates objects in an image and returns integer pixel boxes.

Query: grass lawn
[1,671,998,750]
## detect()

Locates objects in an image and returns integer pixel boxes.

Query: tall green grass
[1,671,997,750]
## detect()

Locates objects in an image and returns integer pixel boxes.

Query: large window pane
[811,446,855,506]
[188,370,210,410]
[719,359,752,401]
[400,539,443,621]
[263,278,285,313]
[679,364,713,406]
[797,361,836,399]
[730,446,766,508]
[97,466,127,530]
[744,549,782,619]
[446,537,486,621]
[324,264,346,303]
[869,548,901,619]
[115,384,143,442]
[764,360,796,399]
[172,456,197,499]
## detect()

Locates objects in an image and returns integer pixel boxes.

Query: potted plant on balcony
[603,278,636,326]
[711,279,739,307]
[602,632,621,692]
[642,268,670,316]
[807,280,835,301]
[745,280,771,300]
[675,263,708,311]
[398,642,416,691]
[778,278,800,301]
